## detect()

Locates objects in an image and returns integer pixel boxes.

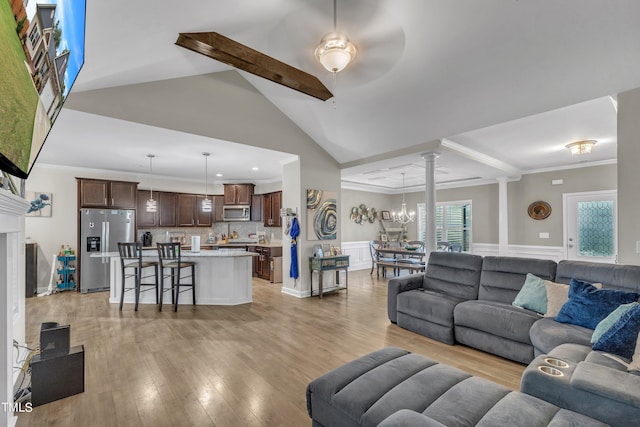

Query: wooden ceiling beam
[176,32,333,101]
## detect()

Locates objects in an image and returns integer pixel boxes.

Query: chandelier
[201,153,212,212]
[314,0,357,73]
[392,173,415,224]
[145,154,157,212]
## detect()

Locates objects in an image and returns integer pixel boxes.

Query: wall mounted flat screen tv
[0,0,85,179]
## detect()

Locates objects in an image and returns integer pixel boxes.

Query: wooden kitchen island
[102,249,257,306]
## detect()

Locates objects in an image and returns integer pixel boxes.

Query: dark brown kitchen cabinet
[213,195,224,222]
[178,194,212,227]
[77,178,137,209]
[223,184,254,205]
[263,191,282,227]
[195,195,213,226]
[251,195,263,222]
[137,190,158,228]
[254,246,283,280]
[158,192,177,227]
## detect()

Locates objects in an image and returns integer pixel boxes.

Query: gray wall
[618,87,640,265]
[341,164,617,249]
[508,164,616,246]
[340,189,396,241]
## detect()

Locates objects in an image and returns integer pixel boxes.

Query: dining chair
[369,240,397,278]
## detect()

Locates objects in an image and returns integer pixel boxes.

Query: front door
[563,190,617,263]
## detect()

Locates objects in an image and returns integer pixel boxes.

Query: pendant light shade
[202,153,212,212]
[146,154,157,213]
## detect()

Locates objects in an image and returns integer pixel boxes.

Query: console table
[309,255,349,299]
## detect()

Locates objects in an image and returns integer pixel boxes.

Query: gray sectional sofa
[388,253,640,364]
[306,253,640,426]
[307,347,610,427]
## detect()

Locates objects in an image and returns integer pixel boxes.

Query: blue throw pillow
[593,305,640,359]
[555,278,640,329]
[512,273,547,314]
[592,302,640,343]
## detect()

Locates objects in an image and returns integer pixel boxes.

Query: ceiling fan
[175,1,404,101]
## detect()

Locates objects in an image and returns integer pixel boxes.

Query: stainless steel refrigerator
[80,208,135,293]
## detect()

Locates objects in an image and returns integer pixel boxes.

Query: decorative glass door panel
[564,191,617,263]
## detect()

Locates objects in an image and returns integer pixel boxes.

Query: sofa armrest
[571,361,640,409]
[387,274,423,323]
[377,409,447,427]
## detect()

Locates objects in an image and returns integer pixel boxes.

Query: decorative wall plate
[527,201,551,220]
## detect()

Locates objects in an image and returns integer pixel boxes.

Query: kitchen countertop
[91,249,258,258]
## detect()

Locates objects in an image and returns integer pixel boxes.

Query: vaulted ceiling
[37,0,640,192]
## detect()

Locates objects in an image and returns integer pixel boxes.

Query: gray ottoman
[306,347,609,427]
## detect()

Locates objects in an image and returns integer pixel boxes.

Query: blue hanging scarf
[289,217,300,279]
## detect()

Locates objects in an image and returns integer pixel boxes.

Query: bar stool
[156,243,196,312]
[117,242,159,311]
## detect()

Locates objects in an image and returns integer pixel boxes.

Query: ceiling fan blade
[176,32,333,101]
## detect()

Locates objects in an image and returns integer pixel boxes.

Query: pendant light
[392,173,415,224]
[201,153,212,212]
[146,154,157,212]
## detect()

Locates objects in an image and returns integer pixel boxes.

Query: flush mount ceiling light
[202,153,212,213]
[566,140,597,155]
[315,0,357,73]
[146,154,157,213]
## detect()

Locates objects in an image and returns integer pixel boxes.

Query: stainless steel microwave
[222,205,250,221]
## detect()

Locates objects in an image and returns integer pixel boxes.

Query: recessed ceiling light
[216,173,222,177]
[252,167,259,171]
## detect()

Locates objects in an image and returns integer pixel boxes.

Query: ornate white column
[497,177,509,256]
[422,151,439,254]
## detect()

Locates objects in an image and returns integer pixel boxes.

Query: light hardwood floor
[17,270,524,427]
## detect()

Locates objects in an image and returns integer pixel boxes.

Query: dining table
[373,246,426,277]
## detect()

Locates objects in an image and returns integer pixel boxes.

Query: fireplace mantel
[0,189,29,427]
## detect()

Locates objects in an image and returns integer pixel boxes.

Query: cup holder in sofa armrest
[538,365,564,377]
[571,362,640,409]
[544,357,570,369]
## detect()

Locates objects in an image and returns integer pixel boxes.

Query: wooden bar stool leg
[119,264,126,311]
[174,268,180,312]
[191,264,196,305]
[158,267,165,312]
[134,268,140,311]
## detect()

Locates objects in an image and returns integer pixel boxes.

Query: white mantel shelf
[0,189,29,218]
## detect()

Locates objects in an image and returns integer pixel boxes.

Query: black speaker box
[30,345,85,407]
[40,323,70,359]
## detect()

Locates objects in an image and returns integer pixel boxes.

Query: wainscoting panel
[341,241,372,271]
[470,243,565,261]
[342,241,565,272]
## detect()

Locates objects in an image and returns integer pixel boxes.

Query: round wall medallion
[528,201,552,220]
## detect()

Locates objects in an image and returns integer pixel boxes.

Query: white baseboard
[281,286,310,298]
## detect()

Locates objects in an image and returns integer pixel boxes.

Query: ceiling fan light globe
[315,32,357,73]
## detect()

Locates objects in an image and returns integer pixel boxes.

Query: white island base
[107,250,256,306]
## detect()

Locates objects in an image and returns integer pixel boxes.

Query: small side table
[309,255,350,299]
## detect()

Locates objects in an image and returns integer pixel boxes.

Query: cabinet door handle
[111,198,114,206]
